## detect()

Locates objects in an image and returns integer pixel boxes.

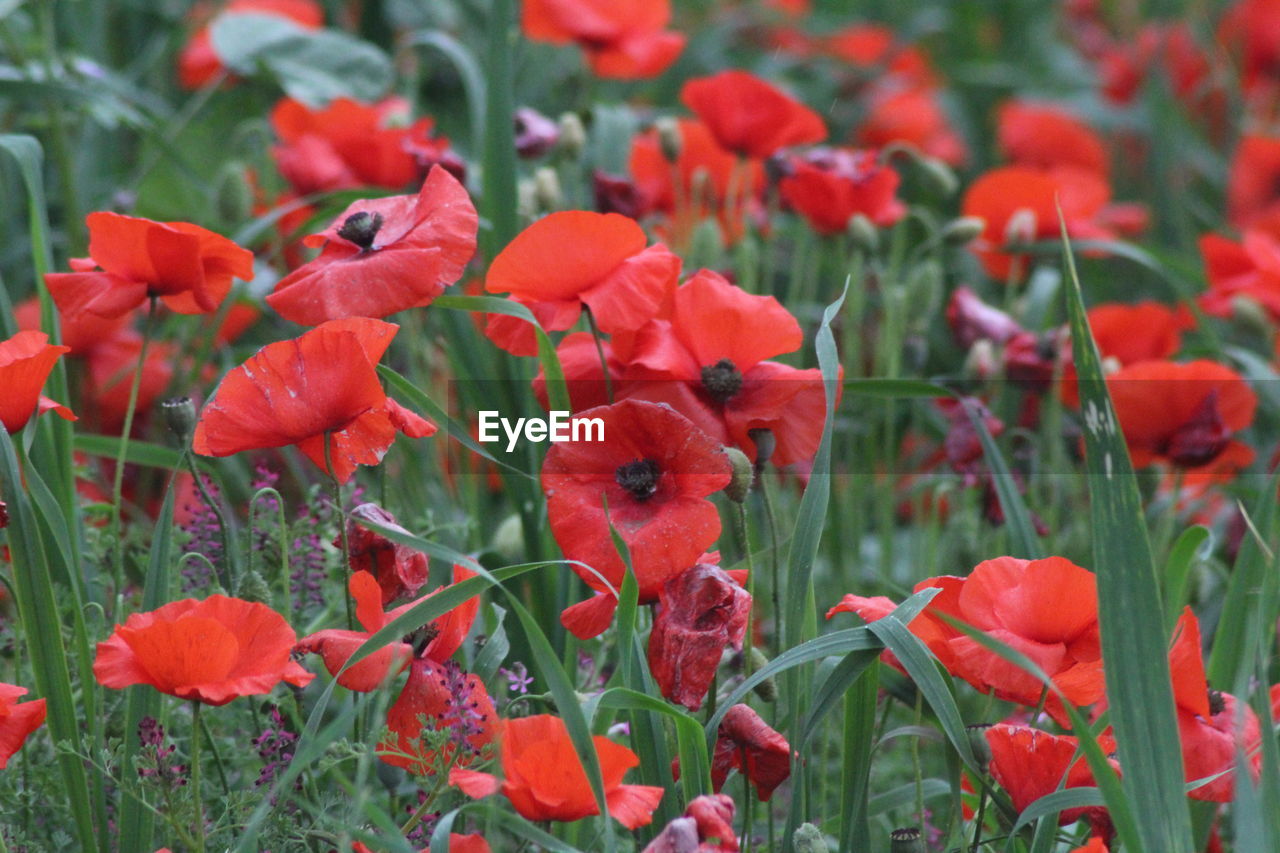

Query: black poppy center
[615,458,661,501]
[1208,687,1226,716]
[404,623,440,657]
[337,211,385,251]
[701,358,744,404]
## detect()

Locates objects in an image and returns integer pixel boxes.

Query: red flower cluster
[522,0,685,79]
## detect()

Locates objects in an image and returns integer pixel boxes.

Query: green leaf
[1164,525,1210,630]
[962,397,1044,558]
[210,14,392,104]
[1059,223,1193,852]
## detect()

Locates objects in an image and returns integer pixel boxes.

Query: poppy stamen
[405,623,441,657]
[337,211,385,251]
[1208,687,1226,716]
[615,458,661,500]
[701,358,744,403]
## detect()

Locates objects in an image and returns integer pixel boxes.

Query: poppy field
[6,0,1280,850]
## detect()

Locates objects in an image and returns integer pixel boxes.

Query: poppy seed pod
[160,396,197,444]
[747,428,776,470]
[792,822,827,853]
[214,162,254,226]
[234,568,271,603]
[889,827,926,853]
[557,112,586,159]
[656,116,682,164]
[724,446,755,503]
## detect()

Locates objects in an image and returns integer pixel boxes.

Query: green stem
[111,297,158,600]
[582,304,614,405]
[735,502,757,686]
[185,450,235,593]
[758,470,782,655]
[324,434,353,630]
[190,701,207,853]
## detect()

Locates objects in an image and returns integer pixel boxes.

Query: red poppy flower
[265,167,477,326]
[449,714,664,829]
[856,84,968,167]
[1167,607,1261,802]
[997,101,1110,178]
[84,333,181,436]
[1072,838,1109,853]
[1106,359,1257,469]
[541,399,731,639]
[270,97,463,194]
[297,564,480,692]
[93,595,314,705]
[986,723,1117,835]
[960,166,1121,280]
[778,147,905,235]
[821,25,936,86]
[709,704,790,801]
[523,0,685,79]
[45,212,254,320]
[483,211,680,356]
[1199,223,1280,320]
[0,331,75,434]
[192,318,435,483]
[343,503,430,605]
[13,296,131,359]
[379,657,497,776]
[680,71,827,159]
[1086,301,1192,365]
[593,270,831,466]
[827,576,967,676]
[648,564,751,710]
[177,0,323,89]
[642,794,738,853]
[0,682,47,769]
[1227,135,1280,229]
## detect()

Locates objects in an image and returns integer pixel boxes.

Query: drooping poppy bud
[343,503,431,605]
[723,446,755,503]
[648,564,751,710]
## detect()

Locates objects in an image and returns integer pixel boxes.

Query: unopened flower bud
[906,260,942,317]
[890,827,926,853]
[1231,294,1272,337]
[966,723,993,770]
[235,569,271,604]
[941,215,986,246]
[1004,208,1038,247]
[160,396,197,444]
[214,163,254,226]
[748,428,775,471]
[964,340,998,379]
[492,513,524,563]
[686,217,725,269]
[723,446,755,503]
[533,167,562,213]
[748,646,777,701]
[656,116,682,163]
[917,156,959,196]
[847,213,879,254]
[557,112,586,159]
[793,822,828,853]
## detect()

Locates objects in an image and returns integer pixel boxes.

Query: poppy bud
[492,513,524,564]
[847,213,879,254]
[917,156,959,196]
[906,260,942,318]
[557,112,586,159]
[1004,207,1038,247]
[748,428,775,470]
[534,167,562,214]
[964,340,999,379]
[748,647,778,701]
[1230,294,1272,337]
[723,446,755,503]
[793,822,827,853]
[594,171,644,218]
[941,215,985,246]
[890,827,926,853]
[214,163,254,226]
[160,396,197,445]
[235,568,271,603]
[687,217,725,269]
[966,723,993,770]
[655,116,682,163]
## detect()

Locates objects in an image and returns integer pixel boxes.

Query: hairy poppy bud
[655,116,682,163]
[687,217,725,269]
[942,215,985,246]
[906,260,942,318]
[793,822,827,853]
[534,167,562,213]
[214,162,254,226]
[235,568,271,603]
[890,827,926,853]
[748,647,778,701]
[723,446,755,502]
[847,213,879,254]
[160,396,197,444]
[917,156,959,196]
[966,722,993,770]
[492,513,524,564]
[557,112,586,159]
[1004,207,1038,247]
[649,564,751,710]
